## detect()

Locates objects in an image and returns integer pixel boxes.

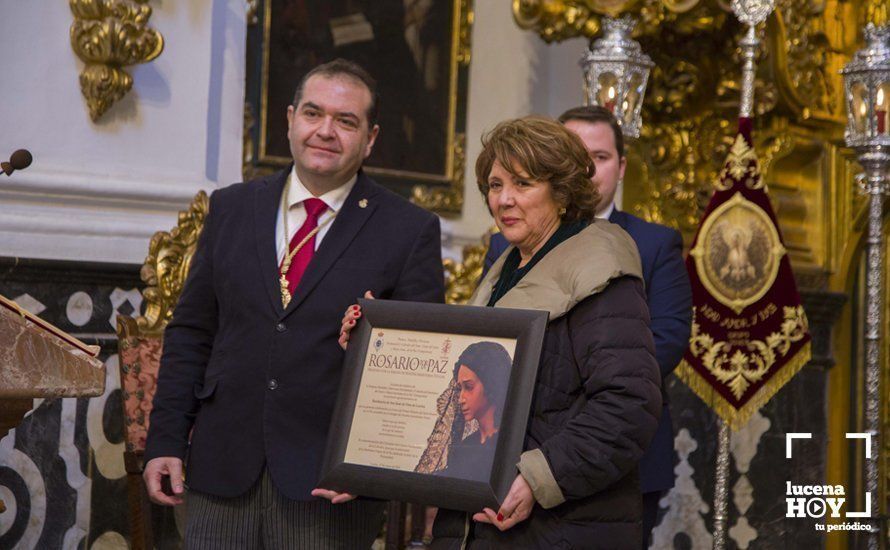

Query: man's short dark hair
[558,105,624,158]
[292,58,379,127]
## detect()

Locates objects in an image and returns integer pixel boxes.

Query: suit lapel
[254,169,289,315]
[280,172,380,320]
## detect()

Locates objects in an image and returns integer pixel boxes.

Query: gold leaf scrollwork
[660,0,701,14]
[688,305,808,400]
[457,0,474,65]
[512,0,601,42]
[866,0,888,26]
[69,0,164,121]
[768,1,835,117]
[412,133,466,216]
[443,230,495,305]
[138,191,209,334]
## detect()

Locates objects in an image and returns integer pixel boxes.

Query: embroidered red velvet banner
[675,118,811,430]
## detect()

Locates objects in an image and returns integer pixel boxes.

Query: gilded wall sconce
[69,0,164,121]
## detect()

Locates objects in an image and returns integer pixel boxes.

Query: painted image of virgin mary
[415,341,512,482]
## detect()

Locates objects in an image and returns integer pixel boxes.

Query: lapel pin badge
[358,199,368,209]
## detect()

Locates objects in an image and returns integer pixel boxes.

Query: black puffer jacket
[431,222,662,550]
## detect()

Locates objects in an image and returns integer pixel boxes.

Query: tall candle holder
[841,22,890,549]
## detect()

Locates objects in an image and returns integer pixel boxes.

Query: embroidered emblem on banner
[690,192,785,314]
[676,123,811,431]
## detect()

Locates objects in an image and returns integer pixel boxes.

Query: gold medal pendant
[280,273,292,308]
[276,176,336,311]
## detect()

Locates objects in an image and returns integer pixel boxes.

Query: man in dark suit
[143,59,445,549]
[484,106,691,548]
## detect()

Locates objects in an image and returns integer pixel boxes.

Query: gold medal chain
[278,180,336,308]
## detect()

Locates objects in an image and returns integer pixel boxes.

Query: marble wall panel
[0,258,141,550]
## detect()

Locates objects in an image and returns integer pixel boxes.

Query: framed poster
[244,0,473,213]
[319,299,548,513]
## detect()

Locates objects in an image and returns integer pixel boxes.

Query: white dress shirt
[597,201,615,220]
[274,167,357,265]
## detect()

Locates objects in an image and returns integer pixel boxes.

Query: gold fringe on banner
[675,341,812,431]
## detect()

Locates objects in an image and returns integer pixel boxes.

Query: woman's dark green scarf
[487,220,588,307]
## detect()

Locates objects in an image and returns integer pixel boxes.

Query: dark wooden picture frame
[244,0,473,214]
[319,299,548,513]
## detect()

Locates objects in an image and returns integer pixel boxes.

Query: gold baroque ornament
[690,193,787,314]
[457,0,474,65]
[443,230,493,305]
[412,133,466,216]
[686,305,809,400]
[69,0,164,121]
[767,1,836,117]
[866,0,887,26]
[138,191,209,334]
[512,0,600,42]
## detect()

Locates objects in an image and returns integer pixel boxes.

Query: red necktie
[283,198,328,295]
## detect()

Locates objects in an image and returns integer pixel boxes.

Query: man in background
[484,106,692,548]
[144,59,445,549]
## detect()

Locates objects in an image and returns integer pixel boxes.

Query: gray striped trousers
[184,468,386,549]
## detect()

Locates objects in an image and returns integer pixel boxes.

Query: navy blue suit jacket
[145,168,445,499]
[484,210,691,493]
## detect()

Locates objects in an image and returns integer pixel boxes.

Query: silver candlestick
[841,23,890,549]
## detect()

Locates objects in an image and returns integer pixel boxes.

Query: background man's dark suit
[145,167,445,499]
[484,209,692,523]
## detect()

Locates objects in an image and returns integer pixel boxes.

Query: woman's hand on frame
[338,290,374,350]
[473,474,535,531]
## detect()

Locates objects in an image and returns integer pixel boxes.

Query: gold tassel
[675,341,812,431]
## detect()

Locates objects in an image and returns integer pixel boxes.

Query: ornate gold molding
[457,0,474,65]
[246,0,259,26]
[138,191,209,334]
[767,3,837,119]
[513,0,600,42]
[412,133,467,216]
[866,0,887,27]
[443,229,495,305]
[69,0,164,121]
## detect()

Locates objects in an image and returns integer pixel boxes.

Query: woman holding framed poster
[339,117,662,549]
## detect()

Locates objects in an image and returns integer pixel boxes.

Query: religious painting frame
[319,299,548,513]
[243,0,473,215]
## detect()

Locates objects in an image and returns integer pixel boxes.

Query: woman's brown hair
[475,116,600,223]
